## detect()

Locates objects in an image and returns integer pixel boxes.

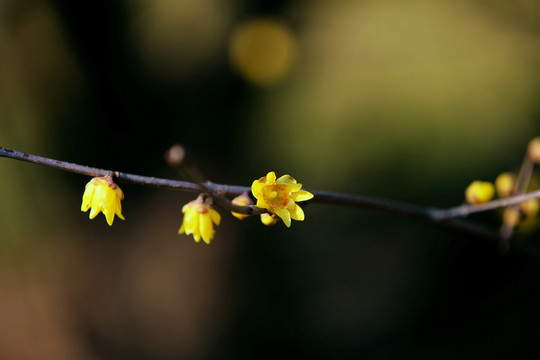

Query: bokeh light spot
[229,18,297,86]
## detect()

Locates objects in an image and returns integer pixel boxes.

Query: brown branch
[3,145,539,245]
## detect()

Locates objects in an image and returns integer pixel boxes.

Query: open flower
[81,174,125,226]
[251,171,314,227]
[179,196,221,244]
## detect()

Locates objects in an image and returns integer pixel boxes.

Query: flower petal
[276,174,297,184]
[178,222,186,234]
[81,183,95,211]
[274,208,291,228]
[285,183,302,192]
[200,213,214,244]
[291,190,314,202]
[266,171,276,183]
[289,204,305,221]
[209,208,221,225]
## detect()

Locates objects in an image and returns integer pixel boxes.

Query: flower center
[263,184,292,209]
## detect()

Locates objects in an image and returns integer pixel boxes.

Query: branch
[2,145,539,245]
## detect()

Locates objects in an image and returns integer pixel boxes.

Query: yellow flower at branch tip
[465,181,495,205]
[81,175,125,226]
[260,213,280,226]
[231,192,254,220]
[251,171,314,228]
[179,198,221,244]
[495,172,516,198]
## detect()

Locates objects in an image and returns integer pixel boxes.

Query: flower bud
[495,172,516,198]
[520,198,539,218]
[465,181,495,205]
[260,213,280,226]
[503,207,521,227]
[528,137,540,164]
[231,192,254,220]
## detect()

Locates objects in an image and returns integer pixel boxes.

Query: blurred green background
[1,0,540,358]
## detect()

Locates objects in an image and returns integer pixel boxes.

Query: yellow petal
[251,180,264,198]
[200,213,214,244]
[289,204,305,221]
[266,171,276,183]
[183,209,198,234]
[285,183,302,192]
[81,183,95,211]
[291,190,314,202]
[178,222,186,234]
[274,208,291,227]
[115,196,125,220]
[209,208,221,225]
[104,208,115,226]
[89,205,100,219]
[276,174,297,184]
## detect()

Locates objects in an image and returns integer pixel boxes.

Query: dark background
[1,0,540,358]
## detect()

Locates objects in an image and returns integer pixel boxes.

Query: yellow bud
[495,172,516,198]
[231,192,254,220]
[465,181,495,205]
[528,137,540,164]
[260,213,279,226]
[503,207,521,227]
[520,198,539,218]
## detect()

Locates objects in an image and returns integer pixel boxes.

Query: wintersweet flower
[251,171,314,227]
[81,174,125,226]
[179,196,221,244]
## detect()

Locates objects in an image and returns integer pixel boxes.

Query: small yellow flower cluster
[465,139,540,229]
[81,170,314,244]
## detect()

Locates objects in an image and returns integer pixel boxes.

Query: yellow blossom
[81,175,125,226]
[465,181,495,205]
[231,192,253,220]
[251,171,314,227]
[179,197,221,244]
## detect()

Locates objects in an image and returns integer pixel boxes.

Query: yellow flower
[179,197,221,244]
[81,174,125,226]
[251,171,314,227]
[231,192,253,220]
[465,181,495,205]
